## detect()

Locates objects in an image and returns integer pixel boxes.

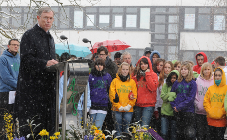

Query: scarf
[119,74,130,82]
[91,68,106,77]
[140,70,146,77]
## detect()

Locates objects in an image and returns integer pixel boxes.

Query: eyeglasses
[98,54,106,56]
[41,16,54,21]
[10,44,20,47]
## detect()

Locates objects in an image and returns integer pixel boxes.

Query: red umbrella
[90,39,131,54]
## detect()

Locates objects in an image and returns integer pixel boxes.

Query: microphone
[60,35,68,40]
[82,38,90,43]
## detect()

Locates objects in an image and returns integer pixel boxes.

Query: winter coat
[170,78,197,113]
[89,70,112,110]
[149,50,161,66]
[204,68,227,127]
[155,80,163,110]
[0,50,20,92]
[161,70,179,116]
[194,75,213,115]
[193,52,208,74]
[14,24,56,136]
[109,74,137,112]
[104,56,118,79]
[132,56,159,107]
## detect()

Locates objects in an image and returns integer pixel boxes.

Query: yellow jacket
[203,68,227,127]
[109,74,137,112]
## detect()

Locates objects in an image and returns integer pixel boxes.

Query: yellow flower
[54,132,60,136]
[50,136,56,140]
[39,129,49,136]
[91,125,97,130]
[94,130,100,135]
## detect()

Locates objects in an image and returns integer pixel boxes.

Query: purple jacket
[89,72,112,108]
[170,79,197,113]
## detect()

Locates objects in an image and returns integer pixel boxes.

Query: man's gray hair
[37,7,54,16]
[121,51,132,60]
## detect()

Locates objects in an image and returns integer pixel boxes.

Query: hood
[172,60,177,64]
[195,52,208,66]
[214,67,226,87]
[136,56,154,73]
[167,70,179,78]
[149,50,161,65]
[2,49,19,58]
[143,47,153,56]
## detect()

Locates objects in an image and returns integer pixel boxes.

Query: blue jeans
[90,113,106,130]
[113,111,133,136]
[161,115,177,140]
[134,106,154,128]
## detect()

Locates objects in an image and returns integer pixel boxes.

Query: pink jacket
[194,75,213,115]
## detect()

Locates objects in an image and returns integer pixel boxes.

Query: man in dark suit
[14,7,58,139]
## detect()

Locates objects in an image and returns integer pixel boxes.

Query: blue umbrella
[55,43,91,57]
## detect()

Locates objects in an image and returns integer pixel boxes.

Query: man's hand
[46,59,58,67]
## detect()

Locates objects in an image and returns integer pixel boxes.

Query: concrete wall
[180,32,227,51]
[52,30,151,49]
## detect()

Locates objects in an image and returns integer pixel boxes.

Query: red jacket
[193,52,208,74]
[132,56,159,107]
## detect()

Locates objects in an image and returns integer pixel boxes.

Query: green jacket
[193,71,199,78]
[160,70,179,116]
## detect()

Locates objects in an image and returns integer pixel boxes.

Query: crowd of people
[78,46,227,140]
[1,6,227,140]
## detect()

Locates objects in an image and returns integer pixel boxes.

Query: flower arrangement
[129,122,153,140]
[85,125,105,140]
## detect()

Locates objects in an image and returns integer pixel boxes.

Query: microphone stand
[66,40,70,57]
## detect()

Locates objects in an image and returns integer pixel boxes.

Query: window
[74,9,83,28]
[126,8,137,29]
[86,7,97,29]
[11,7,21,28]
[112,8,124,29]
[1,7,11,28]
[184,8,195,30]
[59,7,70,29]
[198,8,211,30]
[213,8,226,31]
[168,16,179,39]
[140,8,150,29]
[155,14,166,39]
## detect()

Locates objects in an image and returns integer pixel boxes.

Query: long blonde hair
[159,61,174,87]
[200,62,213,79]
[178,61,195,83]
[117,62,131,80]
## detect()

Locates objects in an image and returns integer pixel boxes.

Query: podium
[46,59,89,140]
